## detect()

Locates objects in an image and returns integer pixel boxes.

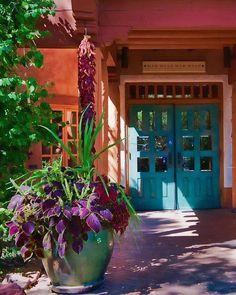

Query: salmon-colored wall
[26,48,78,170]
[22,48,78,102]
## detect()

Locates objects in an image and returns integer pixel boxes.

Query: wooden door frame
[120,75,231,208]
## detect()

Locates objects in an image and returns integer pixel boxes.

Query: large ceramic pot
[42,229,114,294]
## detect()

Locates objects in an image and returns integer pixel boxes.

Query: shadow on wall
[37,0,97,48]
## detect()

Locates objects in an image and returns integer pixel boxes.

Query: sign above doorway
[142,61,206,74]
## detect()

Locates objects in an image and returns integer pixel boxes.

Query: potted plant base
[42,229,114,294]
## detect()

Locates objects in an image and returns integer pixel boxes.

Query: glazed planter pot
[42,229,114,294]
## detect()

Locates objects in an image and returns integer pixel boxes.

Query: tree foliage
[0,0,57,201]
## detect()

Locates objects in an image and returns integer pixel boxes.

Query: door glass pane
[155,157,167,172]
[68,141,78,154]
[137,158,149,172]
[194,111,200,129]
[181,111,188,130]
[149,112,155,130]
[66,111,77,125]
[175,85,182,98]
[42,145,50,155]
[205,111,211,129]
[67,126,77,139]
[58,126,63,139]
[138,85,145,98]
[157,85,164,98]
[137,136,150,151]
[200,157,212,171]
[155,136,167,151]
[166,85,173,98]
[193,85,200,98]
[183,157,194,171]
[53,145,62,155]
[148,85,155,98]
[161,111,168,130]
[184,86,192,98]
[137,111,143,130]
[129,85,136,98]
[202,85,209,98]
[212,85,219,98]
[200,135,212,150]
[182,136,194,150]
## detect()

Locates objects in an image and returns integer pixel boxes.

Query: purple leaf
[68,218,82,236]
[56,220,66,234]
[99,209,113,221]
[79,208,90,219]
[52,190,64,198]
[79,200,87,208]
[8,194,23,210]
[22,222,35,236]
[42,232,51,251]
[58,232,65,244]
[49,217,58,227]
[47,208,55,218]
[54,205,62,217]
[20,246,33,261]
[42,199,56,212]
[89,193,98,203]
[63,209,72,220]
[37,225,45,235]
[72,239,83,254]
[43,184,52,195]
[9,224,19,236]
[35,248,45,259]
[15,232,28,247]
[86,213,101,233]
[6,221,13,228]
[58,242,66,258]
[52,181,62,189]
[75,182,85,191]
[71,207,80,216]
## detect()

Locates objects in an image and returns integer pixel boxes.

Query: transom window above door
[126,82,222,100]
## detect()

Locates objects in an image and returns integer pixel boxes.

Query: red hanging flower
[78,35,96,149]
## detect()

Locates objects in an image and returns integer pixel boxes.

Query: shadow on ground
[90,210,236,295]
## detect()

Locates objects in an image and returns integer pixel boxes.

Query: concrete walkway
[27,210,236,294]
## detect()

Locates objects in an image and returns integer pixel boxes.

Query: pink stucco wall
[99,0,236,42]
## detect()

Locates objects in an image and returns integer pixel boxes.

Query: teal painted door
[129,105,175,210]
[129,104,220,210]
[175,105,220,209]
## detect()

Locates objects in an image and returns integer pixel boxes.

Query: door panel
[129,104,220,210]
[175,105,220,209]
[129,105,175,210]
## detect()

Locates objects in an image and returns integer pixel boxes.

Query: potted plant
[6,111,136,294]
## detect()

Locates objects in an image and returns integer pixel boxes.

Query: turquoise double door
[129,104,220,210]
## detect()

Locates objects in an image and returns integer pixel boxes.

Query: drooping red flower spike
[78,34,96,150]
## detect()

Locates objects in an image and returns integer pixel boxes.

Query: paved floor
[27,210,236,294]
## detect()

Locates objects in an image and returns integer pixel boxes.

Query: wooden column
[94,48,109,176]
[232,80,236,207]
[231,46,236,208]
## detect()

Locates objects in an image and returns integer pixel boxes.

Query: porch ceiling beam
[114,29,236,50]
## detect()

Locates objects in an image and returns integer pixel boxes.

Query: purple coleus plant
[7,159,131,261]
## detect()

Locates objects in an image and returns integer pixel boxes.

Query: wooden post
[232,80,236,207]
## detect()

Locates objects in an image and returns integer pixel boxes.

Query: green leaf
[34,51,44,68]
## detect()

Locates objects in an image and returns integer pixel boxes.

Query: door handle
[168,152,172,167]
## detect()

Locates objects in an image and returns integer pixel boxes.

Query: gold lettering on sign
[142,61,206,73]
